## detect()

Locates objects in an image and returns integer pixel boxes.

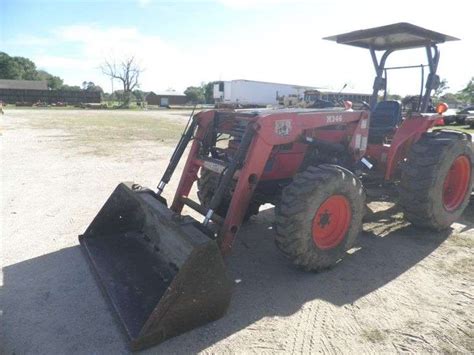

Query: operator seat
[368,100,402,143]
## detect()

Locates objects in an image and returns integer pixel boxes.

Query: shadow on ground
[1,202,473,354]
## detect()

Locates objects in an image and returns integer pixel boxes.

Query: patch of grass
[361,329,387,343]
[24,110,186,156]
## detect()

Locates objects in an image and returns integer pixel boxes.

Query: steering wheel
[361,101,371,110]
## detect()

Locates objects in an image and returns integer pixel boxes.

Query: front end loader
[79,23,473,350]
[79,182,232,350]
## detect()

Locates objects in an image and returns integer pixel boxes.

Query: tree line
[1,51,473,106]
[0,52,103,93]
[183,82,216,104]
[0,52,64,89]
[185,78,474,106]
[386,77,474,105]
[437,78,474,105]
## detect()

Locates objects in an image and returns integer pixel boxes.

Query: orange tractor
[80,23,473,350]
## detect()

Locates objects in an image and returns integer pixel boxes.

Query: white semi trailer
[213,79,317,107]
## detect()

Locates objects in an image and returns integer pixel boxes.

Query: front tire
[197,168,260,220]
[197,168,231,218]
[275,164,365,271]
[399,131,473,230]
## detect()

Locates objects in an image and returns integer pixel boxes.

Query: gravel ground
[1,109,473,354]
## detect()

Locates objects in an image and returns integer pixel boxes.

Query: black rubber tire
[197,168,260,220]
[197,168,230,218]
[399,130,473,230]
[274,164,365,271]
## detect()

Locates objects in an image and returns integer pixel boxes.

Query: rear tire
[274,164,365,271]
[399,131,473,230]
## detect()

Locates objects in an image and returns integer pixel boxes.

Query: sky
[1,0,473,95]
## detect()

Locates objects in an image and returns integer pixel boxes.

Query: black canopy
[324,22,458,50]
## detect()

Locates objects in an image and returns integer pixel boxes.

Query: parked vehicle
[456,106,474,125]
[213,79,316,107]
[442,108,459,124]
[466,115,474,128]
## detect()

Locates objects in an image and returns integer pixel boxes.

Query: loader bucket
[79,182,232,351]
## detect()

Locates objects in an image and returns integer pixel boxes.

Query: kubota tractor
[79,23,473,350]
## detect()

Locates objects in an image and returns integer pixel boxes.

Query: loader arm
[169,108,369,253]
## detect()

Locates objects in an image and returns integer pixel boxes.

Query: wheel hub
[312,195,352,250]
[443,155,471,211]
[318,210,332,228]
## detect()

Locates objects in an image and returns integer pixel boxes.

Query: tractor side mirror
[426,73,440,90]
[373,77,386,91]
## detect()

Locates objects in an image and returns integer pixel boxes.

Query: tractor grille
[214,111,257,145]
[230,120,248,142]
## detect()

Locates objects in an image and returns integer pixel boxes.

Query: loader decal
[326,114,343,123]
[275,119,292,136]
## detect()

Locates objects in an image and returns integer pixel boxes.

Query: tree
[0,52,22,79]
[202,81,216,104]
[81,81,103,92]
[37,70,63,90]
[457,77,474,104]
[46,75,63,90]
[111,90,125,102]
[132,89,146,102]
[101,57,142,107]
[440,92,461,106]
[13,56,38,80]
[433,78,449,99]
[0,52,66,89]
[0,52,38,80]
[102,92,112,101]
[184,86,205,103]
[61,85,82,91]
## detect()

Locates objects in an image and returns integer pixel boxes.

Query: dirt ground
[1,109,473,354]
